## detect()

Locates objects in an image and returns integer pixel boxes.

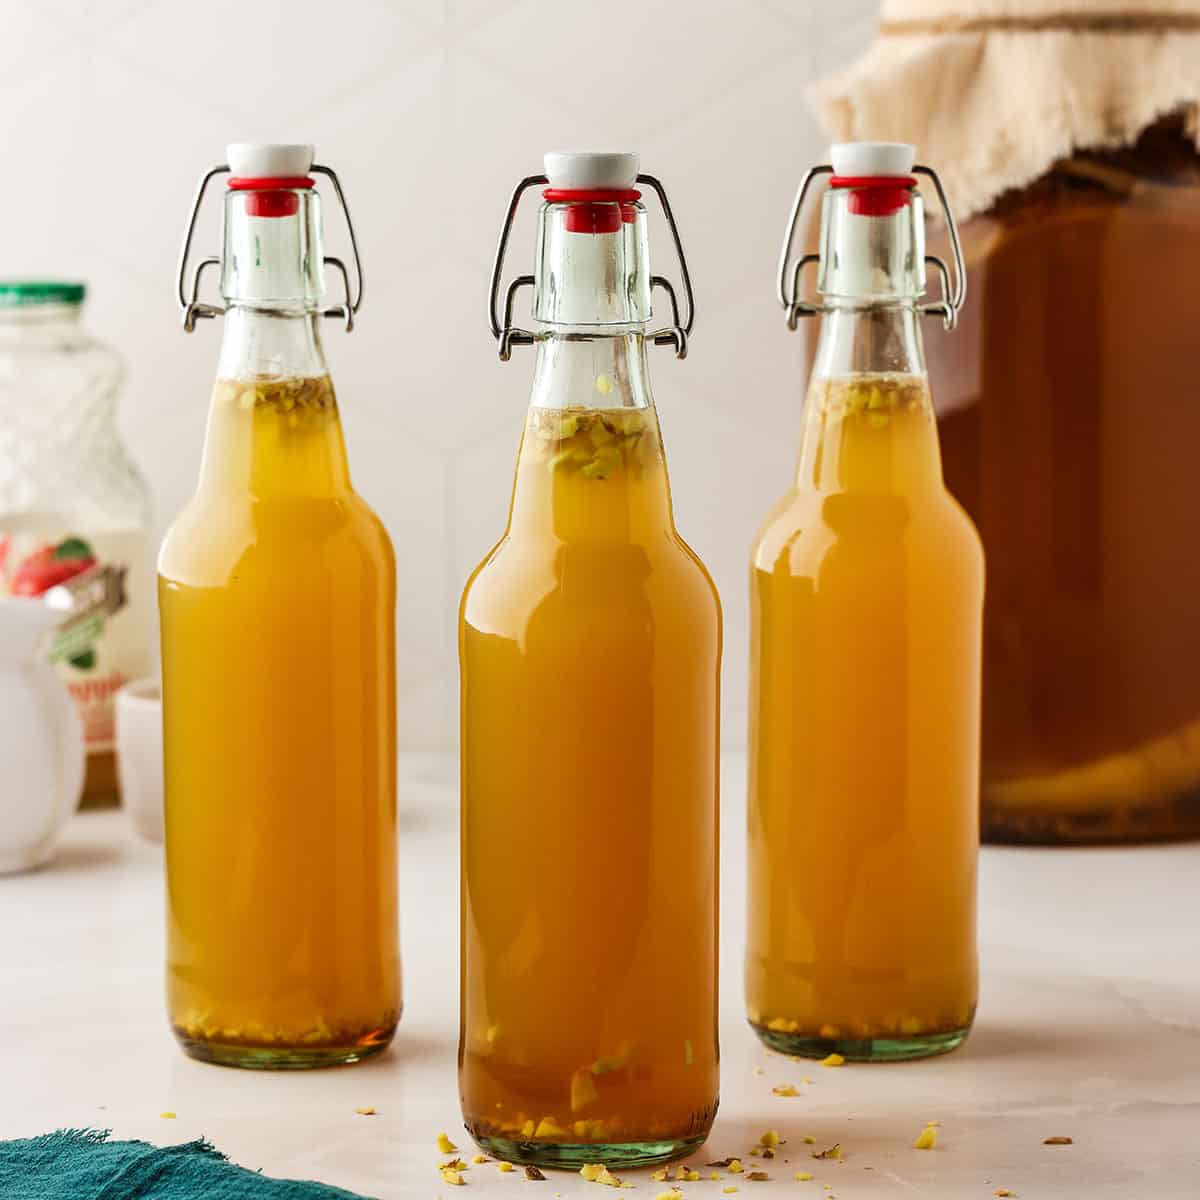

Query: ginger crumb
[802,1076,814,1085]
[772,1084,800,1097]
[655,1190,684,1200]
[820,1053,845,1068]
[760,1130,780,1148]
[1043,1135,1073,1145]
[580,1163,624,1187]
[913,1126,937,1150]
[471,1155,488,1164]
[440,1167,465,1186]
[746,1171,771,1181]
[795,1172,813,1181]
[497,1162,515,1173]
[994,1190,1017,1197]
[812,1144,841,1161]
[802,1136,816,1145]
[753,1066,765,1076]
[442,1159,468,1171]
[650,1168,668,1182]
[723,1189,739,1195]
[710,1173,722,1181]
[355,1106,376,1116]
[437,1132,459,1154]
[159,1111,176,1120]
[729,1159,745,1174]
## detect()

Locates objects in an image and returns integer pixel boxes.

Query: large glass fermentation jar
[0,282,151,808]
[814,0,1200,842]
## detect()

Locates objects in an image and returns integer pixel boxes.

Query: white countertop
[4,754,1199,1198]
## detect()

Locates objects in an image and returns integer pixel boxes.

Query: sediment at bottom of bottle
[746,1006,973,1044]
[463,1116,714,1170]
[171,1009,399,1058]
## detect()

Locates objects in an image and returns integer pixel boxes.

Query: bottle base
[469,1131,708,1172]
[750,1020,970,1063]
[174,1023,396,1070]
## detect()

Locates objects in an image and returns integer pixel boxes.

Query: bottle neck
[529,331,653,411]
[200,307,349,498]
[811,301,926,378]
[508,330,674,540]
[797,301,942,495]
[216,305,330,380]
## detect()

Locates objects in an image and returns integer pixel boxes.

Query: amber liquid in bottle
[460,191,720,1168]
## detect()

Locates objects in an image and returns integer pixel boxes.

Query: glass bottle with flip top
[160,143,400,1068]
[460,151,721,1168]
[747,143,983,1062]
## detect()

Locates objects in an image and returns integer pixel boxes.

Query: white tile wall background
[0,0,880,749]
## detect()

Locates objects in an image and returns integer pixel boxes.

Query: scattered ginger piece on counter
[437,1132,458,1154]
[913,1126,937,1150]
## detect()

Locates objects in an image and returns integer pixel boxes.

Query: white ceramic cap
[544,151,639,190]
[226,142,314,178]
[830,141,915,177]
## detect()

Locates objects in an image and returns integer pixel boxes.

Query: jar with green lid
[813,0,1200,842]
[0,281,151,807]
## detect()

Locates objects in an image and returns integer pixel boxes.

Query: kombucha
[461,401,720,1163]
[747,373,983,1060]
[159,375,399,1067]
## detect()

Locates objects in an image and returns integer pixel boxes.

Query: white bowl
[116,678,163,842]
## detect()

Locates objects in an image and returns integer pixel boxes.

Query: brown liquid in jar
[923,114,1200,842]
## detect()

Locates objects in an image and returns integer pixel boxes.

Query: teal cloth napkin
[0,1129,376,1199]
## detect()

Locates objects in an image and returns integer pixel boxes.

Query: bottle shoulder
[461,530,720,633]
[752,484,983,578]
[159,488,393,586]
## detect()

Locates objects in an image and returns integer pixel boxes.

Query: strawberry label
[0,529,151,750]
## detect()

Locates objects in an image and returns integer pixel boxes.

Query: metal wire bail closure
[488,172,696,361]
[176,162,365,333]
[776,162,966,331]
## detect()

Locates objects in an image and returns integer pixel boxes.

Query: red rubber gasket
[228,176,314,190]
[829,175,917,188]
[543,187,641,203]
[830,175,915,216]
